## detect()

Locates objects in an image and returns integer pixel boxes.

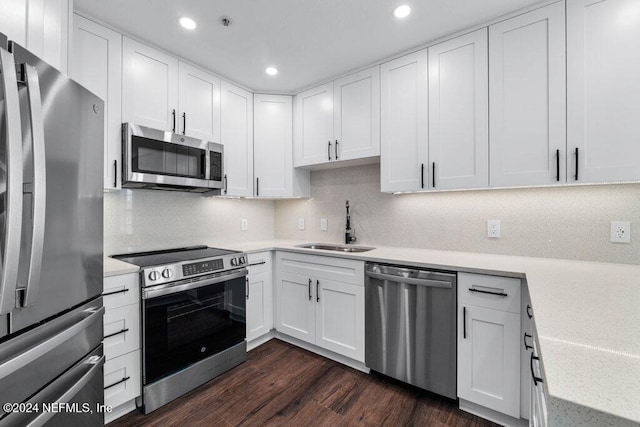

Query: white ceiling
[74,0,544,93]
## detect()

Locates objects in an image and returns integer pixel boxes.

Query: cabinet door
[567,0,640,183]
[178,62,220,142]
[246,270,273,342]
[103,304,141,361]
[521,283,533,420]
[458,304,520,418]
[490,2,566,187]
[428,29,488,190]
[71,15,122,190]
[294,82,333,167]
[221,81,253,197]
[315,279,364,362]
[122,37,178,132]
[380,50,428,193]
[333,66,380,161]
[276,272,315,344]
[254,94,293,197]
[0,0,27,46]
[104,350,141,416]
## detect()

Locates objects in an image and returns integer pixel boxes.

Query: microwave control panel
[183,259,224,276]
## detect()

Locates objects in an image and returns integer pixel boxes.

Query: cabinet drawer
[104,304,140,360]
[276,251,364,285]
[458,272,521,314]
[247,251,272,275]
[103,273,139,310]
[104,350,141,410]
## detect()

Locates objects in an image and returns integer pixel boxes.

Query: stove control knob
[162,269,173,279]
[230,258,238,267]
[239,256,246,265]
[148,271,160,281]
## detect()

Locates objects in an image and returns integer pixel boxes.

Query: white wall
[104,189,275,255]
[275,164,640,265]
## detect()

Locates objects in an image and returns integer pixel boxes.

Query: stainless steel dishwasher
[365,263,457,399]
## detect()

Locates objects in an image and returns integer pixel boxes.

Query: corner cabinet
[70,15,122,190]
[380,49,429,193]
[275,252,365,362]
[221,81,254,197]
[567,0,640,183]
[489,1,566,187]
[254,94,309,198]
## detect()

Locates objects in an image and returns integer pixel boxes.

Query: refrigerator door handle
[20,64,46,308]
[0,305,104,382]
[0,48,24,315]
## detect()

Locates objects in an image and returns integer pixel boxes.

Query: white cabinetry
[102,272,141,424]
[246,252,273,342]
[0,0,71,73]
[428,29,488,190]
[122,37,179,132]
[178,61,220,141]
[567,0,640,183]
[70,15,122,190]
[294,82,334,166]
[275,252,365,362]
[489,2,566,187]
[380,50,428,193]
[458,272,521,418]
[254,94,309,198]
[221,81,253,197]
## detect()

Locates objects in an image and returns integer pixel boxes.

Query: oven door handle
[142,268,248,299]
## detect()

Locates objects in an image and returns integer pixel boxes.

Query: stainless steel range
[112,246,248,414]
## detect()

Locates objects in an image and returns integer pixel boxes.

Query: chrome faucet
[345,200,356,244]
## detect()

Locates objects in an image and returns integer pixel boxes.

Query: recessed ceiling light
[179,17,197,30]
[393,5,411,19]
[265,67,278,76]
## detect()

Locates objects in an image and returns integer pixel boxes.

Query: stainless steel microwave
[121,123,223,193]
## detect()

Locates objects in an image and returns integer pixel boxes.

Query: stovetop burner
[111,245,238,268]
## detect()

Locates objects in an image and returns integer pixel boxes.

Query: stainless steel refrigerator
[0,35,104,425]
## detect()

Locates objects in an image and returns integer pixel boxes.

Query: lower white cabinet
[246,252,273,342]
[104,350,141,420]
[103,304,140,360]
[457,272,521,419]
[275,252,365,362]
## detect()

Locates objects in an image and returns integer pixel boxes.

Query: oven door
[142,269,247,385]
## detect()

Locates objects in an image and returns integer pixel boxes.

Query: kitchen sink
[296,243,375,253]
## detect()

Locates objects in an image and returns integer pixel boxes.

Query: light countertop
[104,256,139,277]
[105,240,640,424]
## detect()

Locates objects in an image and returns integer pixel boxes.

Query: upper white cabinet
[380,50,429,193]
[254,94,310,198]
[70,14,122,190]
[122,37,179,132]
[428,29,488,190]
[221,81,254,197]
[294,66,380,168]
[490,2,566,187]
[0,0,71,73]
[333,67,380,162]
[178,62,221,142]
[567,0,640,183]
[294,82,334,166]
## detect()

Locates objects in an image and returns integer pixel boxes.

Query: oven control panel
[182,259,224,276]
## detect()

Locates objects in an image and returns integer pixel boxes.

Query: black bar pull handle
[246,277,249,300]
[224,174,228,194]
[523,332,533,350]
[432,162,436,188]
[104,376,130,390]
[182,112,186,135]
[328,141,332,161]
[113,160,117,188]
[527,304,533,319]
[335,140,339,160]
[463,306,467,339]
[308,278,312,301]
[530,353,544,386]
[256,177,259,196]
[316,279,320,302]
[102,288,129,297]
[172,109,176,133]
[421,163,425,189]
[556,149,560,182]
[574,147,579,181]
[104,328,129,340]
[468,288,508,297]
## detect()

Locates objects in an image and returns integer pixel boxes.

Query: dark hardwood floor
[110,339,497,426]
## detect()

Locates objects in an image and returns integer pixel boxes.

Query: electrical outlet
[298,218,305,230]
[610,221,630,243]
[487,220,501,238]
[320,218,328,231]
[241,218,248,231]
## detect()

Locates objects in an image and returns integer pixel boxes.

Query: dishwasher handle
[365,270,453,289]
